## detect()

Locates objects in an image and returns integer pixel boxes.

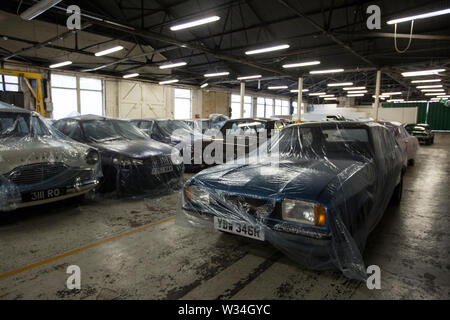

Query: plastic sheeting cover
[0,102,102,211]
[53,115,184,197]
[178,121,404,280]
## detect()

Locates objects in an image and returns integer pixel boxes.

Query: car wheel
[391,176,403,205]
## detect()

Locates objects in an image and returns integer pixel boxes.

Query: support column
[374,70,381,121]
[297,77,303,122]
[240,81,245,118]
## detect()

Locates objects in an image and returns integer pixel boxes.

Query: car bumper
[1,168,99,211]
[180,203,332,262]
[117,164,184,195]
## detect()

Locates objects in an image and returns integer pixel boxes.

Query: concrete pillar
[297,77,303,122]
[374,70,381,121]
[240,81,245,118]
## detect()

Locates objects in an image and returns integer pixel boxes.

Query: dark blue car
[179,121,405,279]
[54,115,184,195]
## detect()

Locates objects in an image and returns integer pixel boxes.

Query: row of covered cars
[0,101,429,280]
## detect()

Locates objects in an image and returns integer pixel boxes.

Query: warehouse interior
[0,0,449,301]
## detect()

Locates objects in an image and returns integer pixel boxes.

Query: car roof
[0,101,33,114]
[225,118,275,123]
[287,121,381,130]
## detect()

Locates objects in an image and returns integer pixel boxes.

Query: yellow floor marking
[0,216,175,280]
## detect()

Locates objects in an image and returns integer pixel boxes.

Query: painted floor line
[0,216,175,281]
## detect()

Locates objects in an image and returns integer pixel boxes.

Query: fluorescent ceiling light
[327,82,353,87]
[372,95,386,100]
[347,94,364,97]
[382,92,402,96]
[123,73,139,79]
[387,8,450,25]
[170,16,220,31]
[421,89,444,92]
[200,83,209,88]
[159,79,179,85]
[20,0,62,20]
[324,97,337,101]
[411,79,441,83]
[268,86,288,90]
[204,72,229,77]
[309,92,326,96]
[387,99,405,102]
[343,86,366,91]
[49,61,72,69]
[319,94,335,98]
[348,90,368,94]
[401,69,445,77]
[437,95,450,98]
[237,75,262,80]
[245,44,290,55]
[282,61,320,68]
[310,69,344,74]
[416,85,443,89]
[290,89,309,93]
[159,62,187,69]
[424,93,442,96]
[95,46,124,57]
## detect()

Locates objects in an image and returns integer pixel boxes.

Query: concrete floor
[0,133,449,300]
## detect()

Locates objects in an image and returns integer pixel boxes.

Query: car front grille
[216,193,276,218]
[6,163,68,186]
[145,155,173,167]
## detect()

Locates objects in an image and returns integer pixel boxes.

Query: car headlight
[282,199,326,227]
[86,149,99,165]
[184,185,210,205]
[112,156,143,166]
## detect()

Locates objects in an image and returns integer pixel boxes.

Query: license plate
[151,166,173,175]
[214,217,265,241]
[22,188,67,203]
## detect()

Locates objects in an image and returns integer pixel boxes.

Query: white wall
[105,80,203,119]
[374,107,418,123]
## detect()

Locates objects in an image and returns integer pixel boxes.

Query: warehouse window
[274,99,282,115]
[281,100,290,115]
[80,77,103,116]
[256,97,265,117]
[51,74,104,120]
[0,75,19,92]
[265,98,274,118]
[231,94,252,119]
[51,74,78,120]
[174,88,192,119]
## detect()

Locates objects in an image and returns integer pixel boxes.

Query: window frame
[174,88,192,120]
[50,73,104,120]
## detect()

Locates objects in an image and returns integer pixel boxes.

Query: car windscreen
[157,120,193,136]
[0,112,31,138]
[81,120,148,142]
[222,120,267,136]
[0,112,50,138]
[272,125,372,160]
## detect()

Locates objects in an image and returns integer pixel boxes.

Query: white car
[379,120,419,166]
[0,102,101,211]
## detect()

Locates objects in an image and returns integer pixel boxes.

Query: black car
[405,123,434,145]
[54,115,183,195]
[131,119,212,170]
[179,122,405,279]
[183,119,211,134]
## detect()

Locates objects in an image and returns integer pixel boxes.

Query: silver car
[0,102,101,211]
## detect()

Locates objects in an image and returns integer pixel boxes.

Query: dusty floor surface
[0,134,449,300]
